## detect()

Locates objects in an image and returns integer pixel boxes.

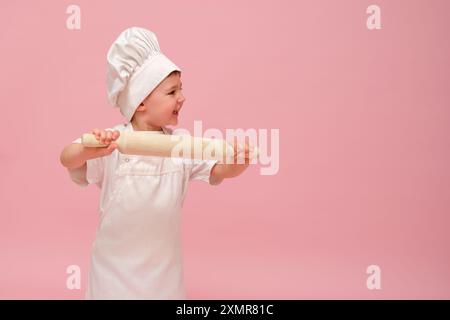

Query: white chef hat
[106,27,181,121]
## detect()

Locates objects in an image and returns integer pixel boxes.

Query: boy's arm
[210,137,252,182]
[60,129,119,187]
[210,162,249,182]
[61,142,115,187]
[67,162,88,186]
[60,143,94,169]
[61,143,103,186]
[60,133,118,170]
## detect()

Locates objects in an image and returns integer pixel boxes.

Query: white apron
[69,123,218,299]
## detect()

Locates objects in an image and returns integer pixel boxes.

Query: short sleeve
[188,158,220,185]
[67,138,105,188]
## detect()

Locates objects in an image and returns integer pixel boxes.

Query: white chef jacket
[68,122,220,299]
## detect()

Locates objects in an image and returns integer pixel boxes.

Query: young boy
[59,27,251,299]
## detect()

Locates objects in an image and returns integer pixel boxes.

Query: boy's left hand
[210,137,254,183]
[231,136,252,166]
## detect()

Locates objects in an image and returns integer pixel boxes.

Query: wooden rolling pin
[81,131,259,163]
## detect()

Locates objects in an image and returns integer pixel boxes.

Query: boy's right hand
[86,128,120,158]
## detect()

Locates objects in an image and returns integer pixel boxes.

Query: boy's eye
[168,87,182,95]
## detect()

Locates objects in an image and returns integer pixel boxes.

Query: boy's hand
[210,137,253,182]
[231,136,252,165]
[85,128,120,158]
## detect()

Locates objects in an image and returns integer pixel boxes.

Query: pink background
[0,0,449,299]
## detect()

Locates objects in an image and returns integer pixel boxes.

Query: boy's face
[135,72,185,127]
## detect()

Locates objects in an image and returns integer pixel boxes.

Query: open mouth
[173,110,179,115]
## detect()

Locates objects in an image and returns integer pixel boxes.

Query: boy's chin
[169,117,178,125]
[165,119,177,127]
